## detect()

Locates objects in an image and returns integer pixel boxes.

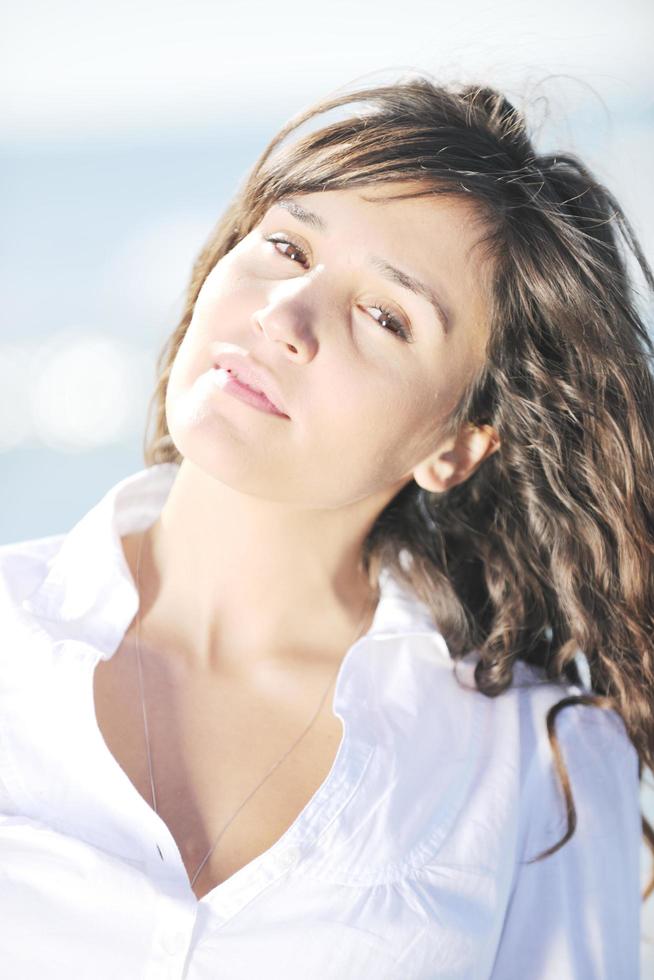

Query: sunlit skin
[121,181,500,681]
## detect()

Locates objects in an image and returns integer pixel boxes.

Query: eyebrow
[275,197,452,332]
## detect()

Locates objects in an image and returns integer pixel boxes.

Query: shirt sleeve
[490,702,643,980]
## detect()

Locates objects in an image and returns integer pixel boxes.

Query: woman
[1,75,652,978]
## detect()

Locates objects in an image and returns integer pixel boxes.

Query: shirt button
[279,845,303,870]
[162,930,187,956]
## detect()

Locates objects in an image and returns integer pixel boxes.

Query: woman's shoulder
[0,534,70,694]
[507,656,636,769]
[430,647,638,835]
[0,533,67,609]
[392,643,640,878]
[497,657,640,865]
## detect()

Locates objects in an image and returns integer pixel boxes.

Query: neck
[123,458,391,677]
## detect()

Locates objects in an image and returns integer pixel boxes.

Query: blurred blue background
[2,0,653,966]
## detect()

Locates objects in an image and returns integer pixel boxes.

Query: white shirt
[0,463,642,979]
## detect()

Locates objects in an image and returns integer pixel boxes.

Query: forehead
[268,182,492,275]
[269,181,485,232]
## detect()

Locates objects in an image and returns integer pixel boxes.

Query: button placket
[151,891,197,971]
[162,929,188,956]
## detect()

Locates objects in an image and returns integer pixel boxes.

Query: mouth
[211,361,289,418]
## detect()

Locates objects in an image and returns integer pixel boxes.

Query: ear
[412,423,500,493]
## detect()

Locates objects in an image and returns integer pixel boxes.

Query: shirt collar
[21,463,439,656]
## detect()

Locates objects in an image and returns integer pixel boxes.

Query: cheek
[178,279,247,369]
[380,380,449,467]
[166,327,203,395]
[329,367,436,439]
[191,278,233,330]
[324,378,437,480]
[192,252,254,321]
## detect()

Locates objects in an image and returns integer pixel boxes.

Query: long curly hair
[142,74,654,901]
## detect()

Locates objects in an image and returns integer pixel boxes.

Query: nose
[251,279,320,363]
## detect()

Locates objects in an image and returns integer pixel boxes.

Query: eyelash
[264,234,412,341]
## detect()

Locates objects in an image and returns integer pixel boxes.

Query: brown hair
[143,74,654,900]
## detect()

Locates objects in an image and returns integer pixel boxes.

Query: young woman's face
[166,181,493,508]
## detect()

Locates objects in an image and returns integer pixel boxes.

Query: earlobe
[412,424,500,493]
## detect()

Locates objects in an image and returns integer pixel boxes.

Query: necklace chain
[133,528,376,890]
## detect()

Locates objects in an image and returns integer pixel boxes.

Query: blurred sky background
[2,0,653,965]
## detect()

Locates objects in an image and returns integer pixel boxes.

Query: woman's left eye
[264,234,412,341]
[368,304,411,340]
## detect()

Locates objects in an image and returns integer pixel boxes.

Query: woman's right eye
[264,235,310,269]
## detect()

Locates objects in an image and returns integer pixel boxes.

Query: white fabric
[0,463,642,979]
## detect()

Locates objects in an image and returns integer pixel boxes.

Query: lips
[212,352,289,417]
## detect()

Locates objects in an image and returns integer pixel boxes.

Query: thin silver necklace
[133,528,377,890]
